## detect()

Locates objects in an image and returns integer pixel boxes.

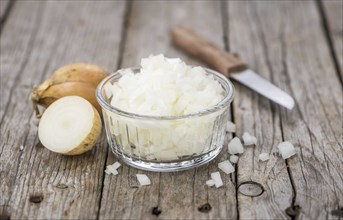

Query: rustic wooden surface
[0,0,10,21]
[99,2,236,220]
[323,0,343,79]
[229,1,343,219]
[0,1,342,219]
[0,1,126,219]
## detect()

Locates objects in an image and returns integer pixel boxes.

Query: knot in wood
[151,206,161,216]
[29,195,43,203]
[0,205,11,220]
[198,203,212,213]
[285,205,301,219]
[55,183,68,189]
[331,207,343,217]
[238,181,264,197]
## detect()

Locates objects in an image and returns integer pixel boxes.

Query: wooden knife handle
[171,26,247,77]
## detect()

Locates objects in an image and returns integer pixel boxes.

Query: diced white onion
[105,162,121,176]
[106,54,228,161]
[104,169,112,175]
[226,121,236,132]
[110,161,121,170]
[228,137,244,154]
[210,172,223,188]
[104,82,113,99]
[278,141,296,159]
[259,153,270,161]
[136,174,151,186]
[206,179,215,187]
[229,155,239,164]
[106,165,118,175]
[242,132,257,146]
[110,54,225,116]
[118,68,134,76]
[218,160,235,174]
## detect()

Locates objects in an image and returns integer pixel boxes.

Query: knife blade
[171,26,295,110]
[231,69,294,109]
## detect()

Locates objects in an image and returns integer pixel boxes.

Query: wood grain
[0,1,126,219]
[276,1,343,218]
[1,1,342,219]
[323,0,343,79]
[228,1,342,219]
[226,1,293,219]
[0,0,10,21]
[98,1,236,219]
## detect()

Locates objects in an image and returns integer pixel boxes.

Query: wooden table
[1,1,342,219]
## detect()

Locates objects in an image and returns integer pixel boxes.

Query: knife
[171,27,295,110]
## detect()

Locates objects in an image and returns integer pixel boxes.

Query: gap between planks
[220,1,240,219]
[95,1,132,219]
[316,0,343,85]
[0,0,15,35]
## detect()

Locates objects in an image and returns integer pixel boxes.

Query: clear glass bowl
[96,67,234,172]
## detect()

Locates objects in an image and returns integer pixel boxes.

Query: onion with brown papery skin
[31,63,108,118]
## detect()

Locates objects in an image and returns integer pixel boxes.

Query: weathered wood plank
[0,0,10,21]
[0,1,126,219]
[226,1,293,219]
[99,1,236,219]
[229,1,342,219]
[275,1,343,218]
[323,0,343,79]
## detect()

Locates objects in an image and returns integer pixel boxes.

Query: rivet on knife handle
[171,26,247,77]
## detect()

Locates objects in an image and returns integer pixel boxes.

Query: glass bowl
[96,67,234,172]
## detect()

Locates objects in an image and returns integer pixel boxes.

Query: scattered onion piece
[229,155,239,164]
[136,174,151,186]
[210,172,223,188]
[226,121,236,132]
[278,141,296,159]
[242,132,257,146]
[105,167,118,175]
[104,169,112,175]
[105,164,118,175]
[105,161,121,176]
[206,179,215,187]
[259,153,270,161]
[218,160,235,174]
[228,137,244,154]
[110,161,121,170]
[20,145,24,151]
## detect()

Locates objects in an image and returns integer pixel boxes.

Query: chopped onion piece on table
[104,169,112,175]
[206,179,215,187]
[110,161,121,170]
[226,121,236,132]
[228,137,244,154]
[230,155,239,164]
[278,141,296,159]
[105,166,118,175]
[218,160,235,174]
[105,161,121,175]
[210,172,223,188]
[259,153,270,161]
[242,132,257,145]
[136,174,151,186]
